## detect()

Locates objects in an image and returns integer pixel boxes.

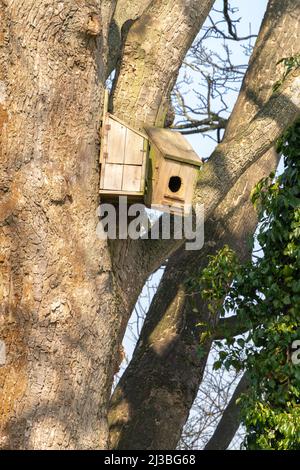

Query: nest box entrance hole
[168,176,182,193]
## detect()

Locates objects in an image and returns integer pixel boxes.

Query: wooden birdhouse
[99,111,149,202]
[144,127,202,214]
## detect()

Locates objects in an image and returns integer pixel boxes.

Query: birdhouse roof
[145,127,202,167]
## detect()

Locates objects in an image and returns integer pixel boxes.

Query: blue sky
[186,0,269,158]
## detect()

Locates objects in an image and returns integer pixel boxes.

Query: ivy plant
[198,120,300,450]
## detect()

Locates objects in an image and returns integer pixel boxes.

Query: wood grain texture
[99,114,147,196]
[145,127,202,166]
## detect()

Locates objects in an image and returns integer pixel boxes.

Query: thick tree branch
[107,0,152,76]
[109,0,300,449]
[124,0,300,274]
[142,67,300,274]
[113,0,152,28]
[108,151,276,450]
[111,0,215,129]
[196,69,300,212]
[204,373,249,450]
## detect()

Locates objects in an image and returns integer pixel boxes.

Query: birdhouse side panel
[144,144,164,207]
[151,159,183,207]
[101,163,123,191]
[122,165,143,192]
[105,116,126,163]
[100,115,148,198]
[177,164,199,208]
[124,129,145,166]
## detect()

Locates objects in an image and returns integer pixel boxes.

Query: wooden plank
[122,165,142,192]
[108,113,148,139]
[178,164,197,205]
[99,92,110,165]
[151,160,182,204]
[101,163,123,191]
[140,138,149,194]
[100,189,144,196]
[164,154,202,167]
[145,127,202,166]
[125,128,145,165]
[106,116,126,164]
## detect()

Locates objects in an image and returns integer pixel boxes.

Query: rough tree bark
[1,0,300,450]
[0,0,123,450]
[111,0,215,129]
[0,0,215,450]
[109,0,300,450]
[107,0,153,76]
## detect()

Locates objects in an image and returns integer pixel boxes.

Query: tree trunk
[107,0,153,76]
[108,0,300,450]
[0,0,214,450]
[0,0,125,450]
